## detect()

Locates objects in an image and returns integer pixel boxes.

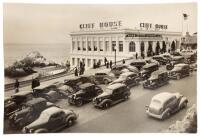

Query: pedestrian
[14,79,19,93]
[142,54,145,59]
[136,52,138,59]
[106,62,109,68]
[122,59,125,64]
[104,57,107,66]
[75,67,78,76]
[79,67,82,75]
[110,60,113,69]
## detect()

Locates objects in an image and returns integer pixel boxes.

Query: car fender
[161,108,171,119]
[103,78,112,82]
[66,114,77,122]
[99,99,112,106]
[34,128,48,133]
[179,97,188,108]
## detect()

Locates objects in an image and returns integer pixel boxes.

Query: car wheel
[103,102,110,109]
[181,101,187,109]
[104,79,109,85]
[124,95,129,100]
[176,74,181,80]
[163,110,170,120]
[66,118,74,127]
[76,99,83,106]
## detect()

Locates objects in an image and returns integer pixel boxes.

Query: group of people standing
[104,57,113,69]
[74,61,85,76]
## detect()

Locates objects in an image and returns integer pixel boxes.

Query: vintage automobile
[145,58,160,66]
[129,59,146,70]
[9,98,55,128]
[110,72,140,87]
[4,91,33,118]
[139,63,159,80]
[166,56,185,70]
[111,64,139,77]
[93,69,116,84]
[68,83,103,106]
[22,107,78,133]
[146,92,188,120]
[93,83,131,109]
[168,64,190,80]
[190,63,197,72]
[152,55,170,65]
[33,84,57,96]
[143,70,169,89]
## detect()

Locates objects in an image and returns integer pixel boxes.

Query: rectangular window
[93,41,97,51]
[88,41,91,51]
[82,41,86,51]
[72,58,75,65]
[112,41,116,51]
[105,41,109,52]
[119,41,123,52]
[99,41,103,51]
[77,41,80,51]
[87,59,91,67]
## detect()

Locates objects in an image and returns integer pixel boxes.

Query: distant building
[181,32,197,50]
[70,28,181,69]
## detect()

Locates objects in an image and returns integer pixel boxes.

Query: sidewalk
[4,57,140,98]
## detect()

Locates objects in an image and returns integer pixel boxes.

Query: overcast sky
[3,3,197,45]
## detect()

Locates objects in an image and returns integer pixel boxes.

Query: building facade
[70,28,181,69]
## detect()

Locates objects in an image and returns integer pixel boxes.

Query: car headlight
[29,129,34,133]
[149,80,153,84]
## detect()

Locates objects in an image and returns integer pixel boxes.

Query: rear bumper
[146,109,163,119]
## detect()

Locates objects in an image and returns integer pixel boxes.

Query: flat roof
[70,28,181,36]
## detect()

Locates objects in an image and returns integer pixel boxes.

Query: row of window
[72,41,124,52]
[72,57,103,67]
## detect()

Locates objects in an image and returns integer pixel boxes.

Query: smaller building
[181,32,197,50]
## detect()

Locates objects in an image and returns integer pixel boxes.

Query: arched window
[129,41,135,52]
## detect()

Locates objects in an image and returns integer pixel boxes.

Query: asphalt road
[4,71,197,133]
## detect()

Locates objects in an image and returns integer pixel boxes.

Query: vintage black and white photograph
[3,0,197,134]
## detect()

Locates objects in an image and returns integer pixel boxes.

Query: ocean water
[4,44,71,66]
[4,44,71,84]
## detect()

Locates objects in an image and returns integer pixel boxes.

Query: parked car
[166,56,185,70]
[111,64,127,77]
[93,69,116,84]
[190,63,197,72]
[22,107,78,133]
[146,92,188,120]
[145,58,160,66]
[170,51,182,56]
[139,63,159,80]
[129,59,146,70]
[110,72,140,87]
[93,83,131,109]
[143,70,169,89]
[152,55,170,65]
[168,64,190,80]
[68,83,103,106]
[9,98,55,128]
[4,91,33,118]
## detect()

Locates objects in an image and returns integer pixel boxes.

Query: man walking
[75,67,78,76]
[110,60,113,69]
[136,52,138,59]
[14,79,19,93]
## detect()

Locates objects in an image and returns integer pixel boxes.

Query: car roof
[151,70,167,76]
[131,59,146,63]
[12,90,32,97]
[43,107,63,115]
[152,92,175,103]
[120,72,136,77]
[175,63,189,67]
[171,56,184,60]
[79,83,94,89]
[26,98,46,105]
[107,83,125,90]
[143,63,158,68]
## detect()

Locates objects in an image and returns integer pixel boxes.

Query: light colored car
[22,107,78,133]
[146,92,188,120]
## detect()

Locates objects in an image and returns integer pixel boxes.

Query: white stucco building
[70,28,181,69]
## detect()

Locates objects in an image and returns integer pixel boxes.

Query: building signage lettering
[79,21,122,30]
[140,23,168,30]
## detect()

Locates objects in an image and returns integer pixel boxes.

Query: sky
[3,3,197,45]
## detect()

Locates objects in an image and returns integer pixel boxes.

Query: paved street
[4,70,196,133]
